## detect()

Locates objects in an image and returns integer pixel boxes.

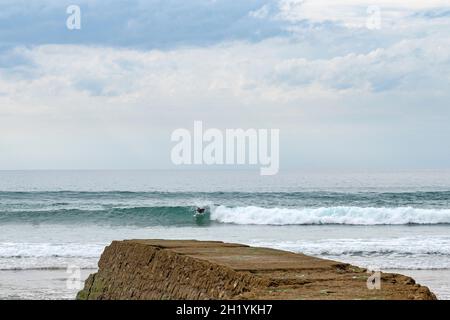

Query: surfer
[195,207,206,214]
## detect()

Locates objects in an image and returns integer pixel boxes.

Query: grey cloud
[413,8,450,19]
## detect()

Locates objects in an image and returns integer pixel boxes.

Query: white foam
[0,242,104,258]
[0,242,104,270]
[211,206,450,225]
[248,236,450,270]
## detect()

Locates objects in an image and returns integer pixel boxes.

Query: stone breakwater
[77,240,437,300]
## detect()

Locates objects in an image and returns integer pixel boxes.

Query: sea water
[0,170,449,299]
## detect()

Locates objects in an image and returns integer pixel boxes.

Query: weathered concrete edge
[77,239,437,300]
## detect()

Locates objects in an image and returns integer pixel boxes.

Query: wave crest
[211,206,450,225]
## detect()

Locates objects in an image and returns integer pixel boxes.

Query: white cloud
[1,0,450,169]
[272,37,450,92]
[1,31,449,124]
[249,4,271,19]
[275,0,450,28]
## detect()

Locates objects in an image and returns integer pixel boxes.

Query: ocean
[0,170,449,299]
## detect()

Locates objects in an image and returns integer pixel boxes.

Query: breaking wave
[211,205,450,225]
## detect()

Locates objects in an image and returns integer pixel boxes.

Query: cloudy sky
[0,0,449,170]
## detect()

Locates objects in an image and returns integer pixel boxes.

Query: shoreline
[77,239,437,300]
[2,267,448,300]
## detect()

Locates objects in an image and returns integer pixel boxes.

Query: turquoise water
[1,190,450,225]
[0,170,449,299]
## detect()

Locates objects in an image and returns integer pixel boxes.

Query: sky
[0,0,450,170]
